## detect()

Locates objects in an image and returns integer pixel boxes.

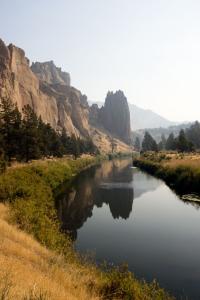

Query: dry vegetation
[0,156,174,300]
[134,152,200,194]
[0,204,101,300]
[163,152,200,169]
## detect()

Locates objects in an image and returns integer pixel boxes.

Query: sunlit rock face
[100,90,131,144]
[0,38,131,152]
[0,39,90,137]
[31,61,71,86]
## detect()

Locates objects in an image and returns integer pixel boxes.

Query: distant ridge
[132,122,192,144]
[128,103,177,130]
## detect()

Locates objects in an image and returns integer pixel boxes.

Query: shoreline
[133,153,200,195]
[0,155,174,299]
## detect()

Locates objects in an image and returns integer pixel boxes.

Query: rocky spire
[100,90,131,144]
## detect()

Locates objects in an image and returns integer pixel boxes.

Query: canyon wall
[0,38,131,153]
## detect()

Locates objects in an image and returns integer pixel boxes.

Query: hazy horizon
[1,0,200,122]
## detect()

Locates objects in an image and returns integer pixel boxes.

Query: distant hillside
[129,103,177,130]
[132,123,192,144]
[89,101,176,130]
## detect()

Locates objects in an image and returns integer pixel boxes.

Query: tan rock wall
[0,39,131,153]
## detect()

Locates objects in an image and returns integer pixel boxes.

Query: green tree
[60,128,72,154]
[70,134,80,159]
[165,133,176,151]
[21,105,41,161]
[177,129,194,152]
[79,138,98,155]
[0,97,23,160]
[186,121,200,149]
[142,132,158,152]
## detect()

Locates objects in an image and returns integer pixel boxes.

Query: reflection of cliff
[95,159,134,219]
[57,160,165,240]
[57,159,134,239]
[96,186,134,219]
[57,177,94,239]
[94,159,131,182]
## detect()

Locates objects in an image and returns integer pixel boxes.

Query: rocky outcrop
[99,91,131,144]
[0,41,59,128]
[31,61,70,86]
[0,38,131,153]
[0,39,90,137]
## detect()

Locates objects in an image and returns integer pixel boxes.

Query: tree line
[0,97,98,165]
[134,121,200,152]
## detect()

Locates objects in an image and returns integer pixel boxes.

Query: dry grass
[0,157,174,300]
[135,151,200,194]
[164,153,200,169]
[0,203,100,300]
[90,127,132,154]
[142,151,200,169]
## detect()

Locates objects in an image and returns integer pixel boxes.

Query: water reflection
[57,159,161,239]
[96,184,134,219]
[56,158,200,300]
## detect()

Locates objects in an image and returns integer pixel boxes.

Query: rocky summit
[0,38,131,153]
[100,91,131,144]
[31,61,71,86]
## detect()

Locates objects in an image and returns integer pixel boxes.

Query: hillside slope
[132,123,192,144]
[129,103,176,130]
[0,204,101,300]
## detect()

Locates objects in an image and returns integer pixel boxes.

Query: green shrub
[0,157,96,255]
[100,265,174,300]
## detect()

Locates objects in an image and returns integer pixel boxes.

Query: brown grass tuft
[0,204,100,300]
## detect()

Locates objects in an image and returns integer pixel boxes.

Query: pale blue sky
[1,0,200,122]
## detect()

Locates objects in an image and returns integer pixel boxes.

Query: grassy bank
[0,156,174,299]
[133,152,200,194]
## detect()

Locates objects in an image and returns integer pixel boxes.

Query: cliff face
[99,91,131,144]
[0,38,131,153]
[31,61,70,86]
[0,39,90,137]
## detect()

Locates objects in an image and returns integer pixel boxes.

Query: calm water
[57,159,200,300]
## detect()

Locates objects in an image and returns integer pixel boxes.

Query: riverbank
[133,152,200,194]
[0,156,174,299]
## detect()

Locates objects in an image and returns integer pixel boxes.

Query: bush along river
[56,158,200,300]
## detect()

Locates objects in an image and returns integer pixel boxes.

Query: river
[57,158,200,300]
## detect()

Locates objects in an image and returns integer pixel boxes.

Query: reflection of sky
[75,164,200,300]
[132,169,162,199]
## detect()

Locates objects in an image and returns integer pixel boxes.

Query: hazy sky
[1,0,200,122]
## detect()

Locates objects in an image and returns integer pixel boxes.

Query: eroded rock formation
[31,61,70,86]
[0,38,131,153]
[100,91,131,144]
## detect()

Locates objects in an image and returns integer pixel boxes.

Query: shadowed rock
[100,90,131,144]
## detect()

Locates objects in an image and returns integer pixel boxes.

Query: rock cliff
[0,38,131,153]
[0,39,90,137]
[100,91,131,144]
[31,61,70,86]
